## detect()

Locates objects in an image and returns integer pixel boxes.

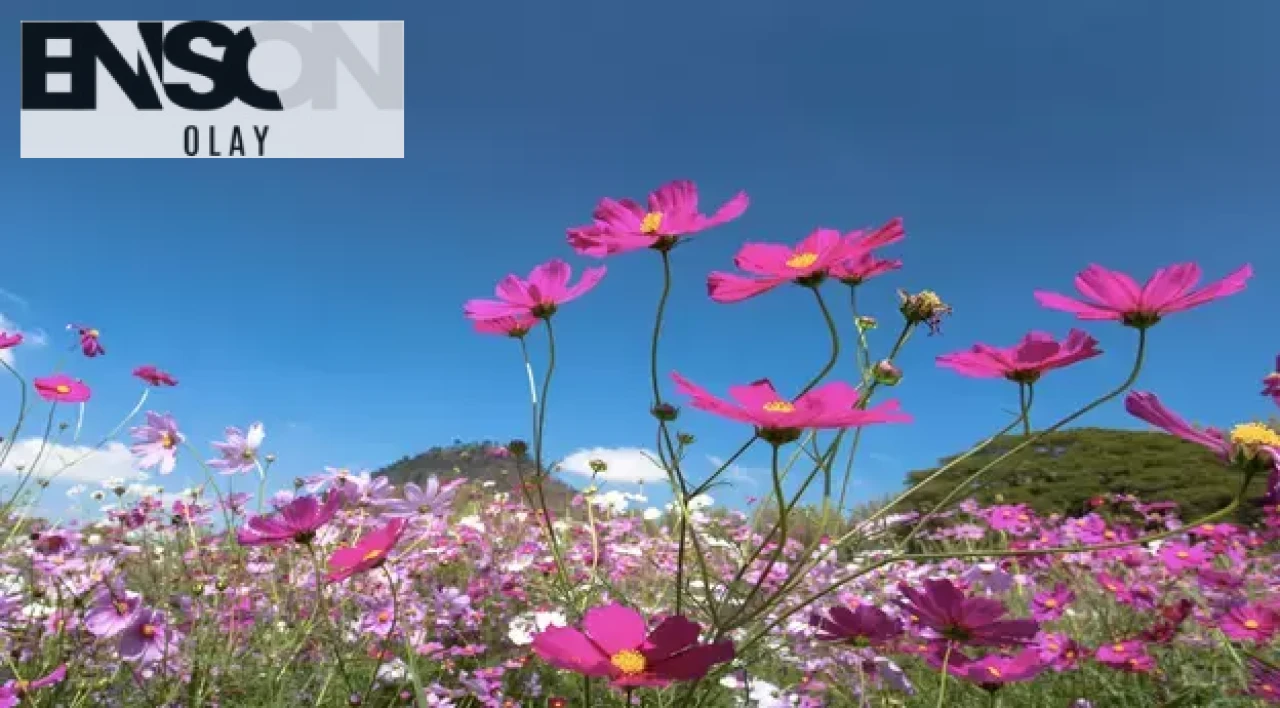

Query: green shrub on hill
[900,427,1272,523]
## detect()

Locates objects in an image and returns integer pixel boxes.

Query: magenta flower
[33,374,91,403]
[896,579,1039,646]
[237,490,342,546]
[532,603,733,688]
[1245,658,1280,704]
[84,587,141,638]
[0,664,66,707]
[671,372,910,443]
[69,324,105,357]
[119,608,180,663]
[1031,584,1075,621]
[0,332,22,350]
[567,180,748,257]
[809,603,903,645]
[1094,640,1155,673]
[133,365,178,387]
[326,518,406,582]
[1034,262,1252,328]
[129,412,183,475]
[1263,356,1280,407]
[376,477,463,519]
[1218,603,1278,643]
[1157,542,1212,573]
[936,330,1101,384]
[832,251,902,286]
[464,260,606,321]
[208,423,266,475]
[1125,391,1280,501]
[706,228,851,303]
[938,647,1045,689]
[472,314,537,338]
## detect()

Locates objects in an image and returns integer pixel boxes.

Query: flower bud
[588,459,608,474]
[651,403,680,422]
[507,440,529,458]
[873,360,902,386]
[855,316,878,331]
[677,432,696,446]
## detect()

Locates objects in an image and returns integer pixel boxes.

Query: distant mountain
[374,440,578,509]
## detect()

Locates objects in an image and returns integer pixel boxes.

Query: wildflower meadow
[2,179,1279,708]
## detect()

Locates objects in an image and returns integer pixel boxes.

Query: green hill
[900,426,1271,523]
[375,440,578,509]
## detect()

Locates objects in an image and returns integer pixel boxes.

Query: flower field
[0,180,1277,707]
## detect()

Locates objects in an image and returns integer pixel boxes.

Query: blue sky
[1,0,1277,518]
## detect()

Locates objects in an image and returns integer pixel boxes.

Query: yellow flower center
[1200,524,1215,533]
[241,449,256,460]
[1230,422,1280,449]
[1245,619,1261,630]
[786,252,819,269]
[1176,551,1190,559]
[1017,514,1030,522]
[160,432,176,449]
[762,401,795,413]
[986,666,1002,679]
[363,549,385,563]
[640,212,664,234]
[610,649,646,675]
[140,623,157,639]
[55,384,71,394]
[378,611,391,623]
[1103,531,1116,540]
[1043,599,1058,608]
[88,329,99,338]
[1111,643,1126,653]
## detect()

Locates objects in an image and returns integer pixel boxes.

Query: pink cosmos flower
[706,228,851,303]
[1246,658,1280,704]
[237,490,342,546]
[935,330,1101,384]
[1034,263,1252,328]
[567,180,748,257]
[936,647,1045,688]
[845,217,905,252]
[464,260,606,321]
[1219,603,1278,643]
[1157,542,1211,572]
[84,587,141,638]
[119,608,181,663]
[831,252,902,286]
[0,664,66,708]
[1125,391,1280,501]
[133,365,177,387]
[532,603,734,687]
[376,477,463,519]
[33,374,91,403]
[670,372,910,441]
[208,423,265,475]
[1031,584,1075,621]
[0,332,22,350]
[1094,640,1155,673]
[1263,356,1280,407]
[327,518,406,582]
[472,314,537,338]
[896,579,1039,646]
[129,412,183,475]
[69,324,105,357]
[809,603,903,645]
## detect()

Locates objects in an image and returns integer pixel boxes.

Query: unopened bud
[58,422,69,431]
[264,453,277,464]
[855,316,878,331]
[588,459,608,474]
[293,477,305,489]
[650,403,679,422]
[873,360,903,386]
[677,432,696,446]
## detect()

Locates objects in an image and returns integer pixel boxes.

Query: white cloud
[707,454,762,488]
[0,438,142,484]
[559,447,667,484]
[0,313,47,367]
[0,290,27,309]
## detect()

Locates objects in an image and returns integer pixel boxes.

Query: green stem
[1018,382,1032,436]
[650,249,673,408]
[531,317,572,596]
[936,642,953,708]
[0,359,29,471]
[798,286,840,398]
